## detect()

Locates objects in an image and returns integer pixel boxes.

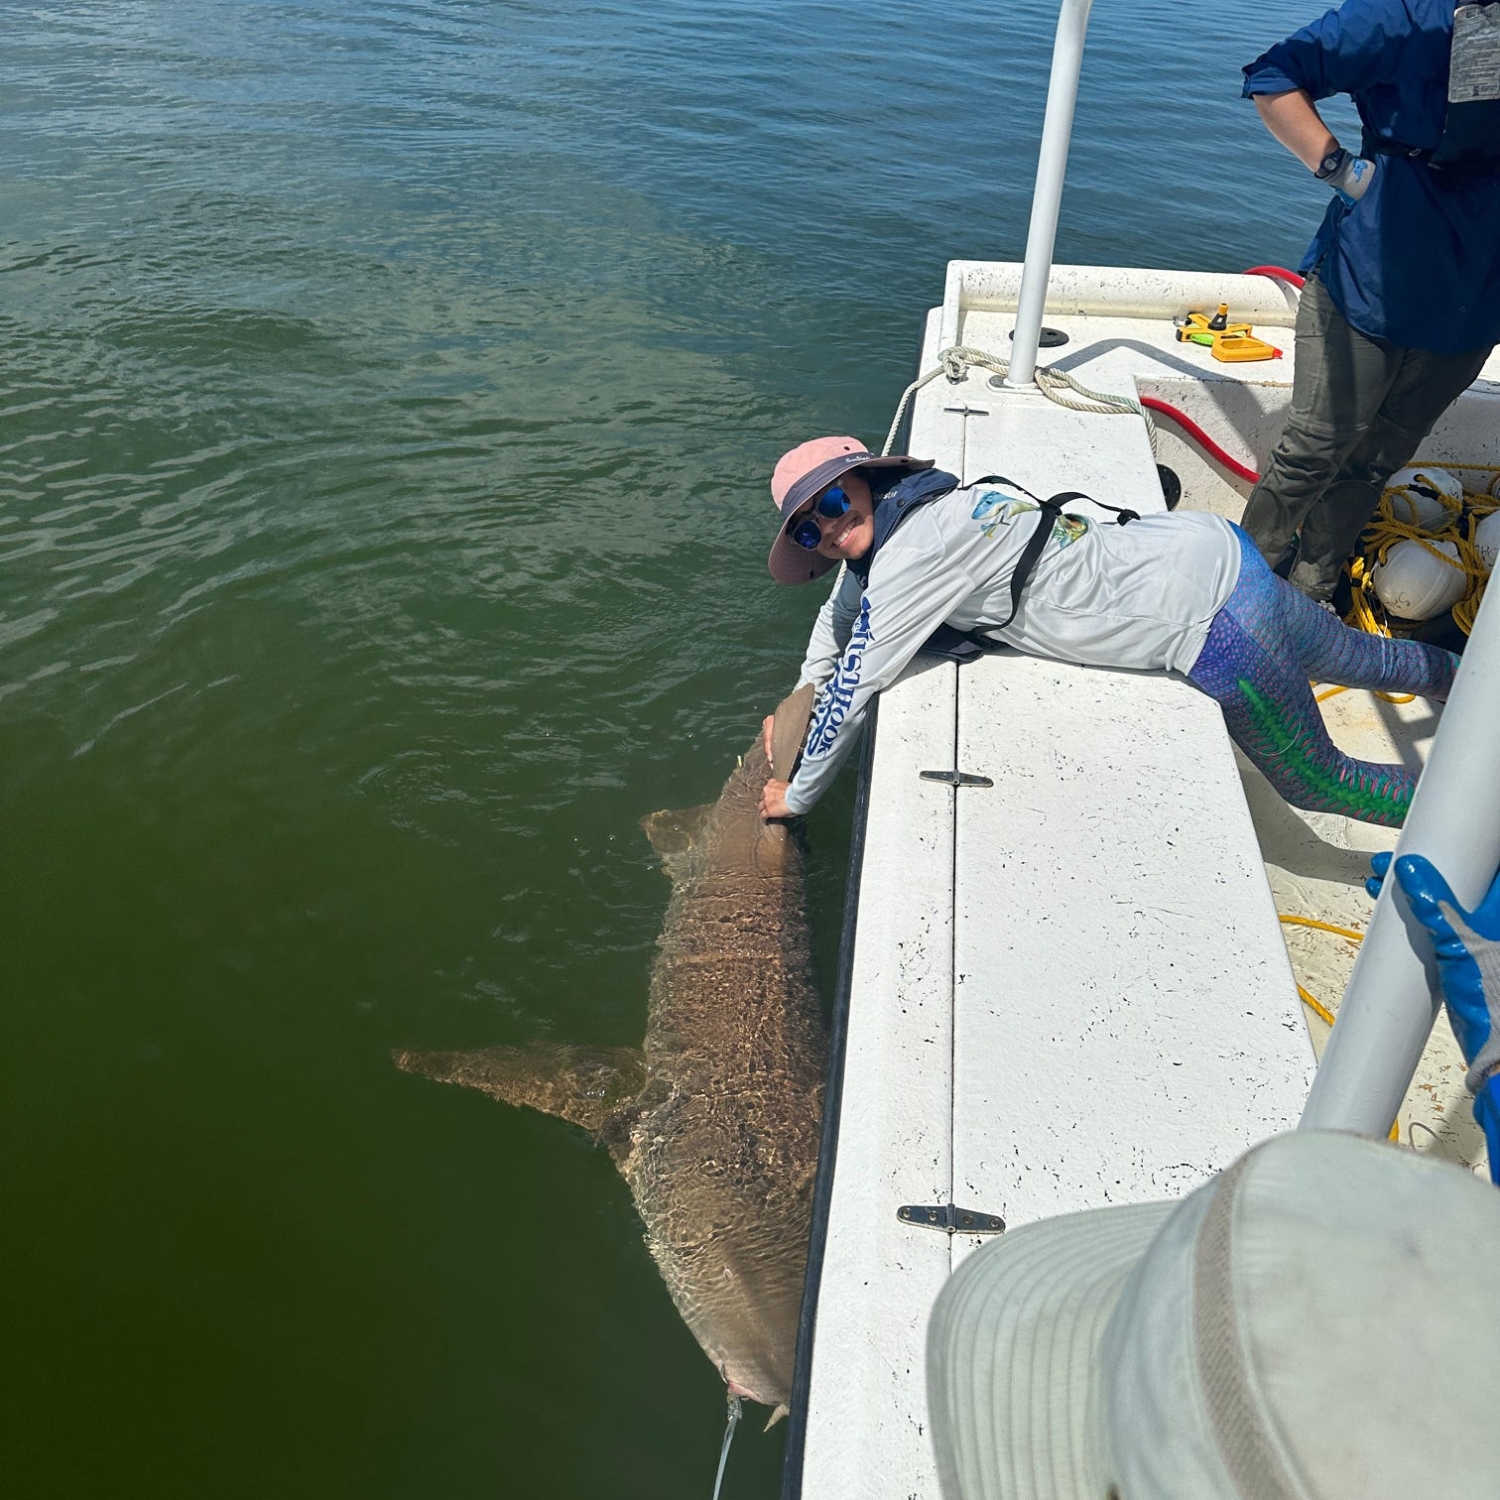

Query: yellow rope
[1313,682,1414,705]
[1414,461,1500,476]
[1453,497,1498,635]
[1279,914,1366,942]
[1342,471,1500,638]
[1279,913,1362,1029]
[1279,914,1399,1140]
[1296,984,1337,1027]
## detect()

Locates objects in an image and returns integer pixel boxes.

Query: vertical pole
[1006,0,1096,389]
[1300,580,1500,1134]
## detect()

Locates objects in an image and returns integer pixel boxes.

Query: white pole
[1300,581,1500,1134]
[1006,0,1095,389]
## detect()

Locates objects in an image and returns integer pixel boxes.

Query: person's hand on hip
[1315,146,1376,207]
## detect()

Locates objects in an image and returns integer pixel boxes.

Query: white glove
[1315,147,1376,207]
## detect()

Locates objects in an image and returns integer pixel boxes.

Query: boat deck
[789,264,1500,1498]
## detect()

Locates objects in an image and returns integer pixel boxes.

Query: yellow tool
[1173,303,1283,363]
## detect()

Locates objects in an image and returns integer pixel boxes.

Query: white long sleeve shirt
[784,487,1242,814]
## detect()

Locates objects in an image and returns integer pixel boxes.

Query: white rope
[880,344,1156,457]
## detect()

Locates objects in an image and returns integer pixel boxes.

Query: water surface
[3,3,1349,1494]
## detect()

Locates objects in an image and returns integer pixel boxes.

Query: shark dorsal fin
[769,683,816,782]
[392,1043,647,1137]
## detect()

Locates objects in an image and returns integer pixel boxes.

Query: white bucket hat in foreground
[927,1130,1500,1500]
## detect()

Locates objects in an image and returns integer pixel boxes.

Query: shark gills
[395,684,826,1420]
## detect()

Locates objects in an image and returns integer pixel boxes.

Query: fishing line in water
[711,1392,742,1500]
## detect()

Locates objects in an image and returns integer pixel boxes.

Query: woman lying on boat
[756,435,1457,830]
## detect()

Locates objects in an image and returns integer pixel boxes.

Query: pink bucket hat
[767,436,935,585]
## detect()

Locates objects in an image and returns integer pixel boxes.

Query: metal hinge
[897,1203,1006,1235]
[918,769,993,788]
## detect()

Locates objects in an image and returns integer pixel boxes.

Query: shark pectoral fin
[640,804,716,862]
[392,1043,647,1136]
[769,683,816,782]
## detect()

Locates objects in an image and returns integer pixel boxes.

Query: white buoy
[1383,466,1463,530]
[1475,511,1500,572]
[1372,538,1466,620]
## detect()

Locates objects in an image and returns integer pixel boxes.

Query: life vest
[1432,2,1500,177]
[1362,3,1500,180]
[851,466,965,579]
[849,469,1139,663]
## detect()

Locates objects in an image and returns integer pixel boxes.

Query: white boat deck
[789,264,1500,1498]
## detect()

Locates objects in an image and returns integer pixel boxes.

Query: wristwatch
[1314,147,1349,180]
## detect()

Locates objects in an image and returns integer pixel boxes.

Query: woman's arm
[778,544,973,817]
[1254,88,1374,202]
[1253,88,1337,171]
[795,565,861,692]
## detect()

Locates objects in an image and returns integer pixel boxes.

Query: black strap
[1359,124,1500,183]
[916,622,1007,663]
[967,475,1138,631]
[1359,127,1431,164]
[967,474,1140,524]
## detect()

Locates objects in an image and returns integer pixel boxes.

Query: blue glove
[1380,852,1500,1092]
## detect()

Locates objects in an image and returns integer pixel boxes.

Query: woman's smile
[821,511,863,553]
[812,473,874,559]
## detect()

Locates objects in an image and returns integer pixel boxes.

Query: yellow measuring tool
[1173,303,1283,363]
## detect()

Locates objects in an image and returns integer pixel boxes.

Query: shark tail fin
[769,683,816,782]
[392,1043,647,1136]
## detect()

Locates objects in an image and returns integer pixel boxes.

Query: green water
[3,2,1346,1494]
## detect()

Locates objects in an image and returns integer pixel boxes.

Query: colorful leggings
[1187,526,1459,827]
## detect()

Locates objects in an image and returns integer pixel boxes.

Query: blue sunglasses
[788,485,851,550]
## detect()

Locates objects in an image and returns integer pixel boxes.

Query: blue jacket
[1243,0,1500,353]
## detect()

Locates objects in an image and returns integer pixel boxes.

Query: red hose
[1140,396,1260,485]
[1243,264,1306,289]
[1140,266,1293,485]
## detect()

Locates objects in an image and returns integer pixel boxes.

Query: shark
[393,684,826,1421]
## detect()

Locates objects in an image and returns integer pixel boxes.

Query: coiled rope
[880,344,1157,458]
[1346,467,1500,639]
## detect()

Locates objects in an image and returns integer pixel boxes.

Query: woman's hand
[760,778,793,821]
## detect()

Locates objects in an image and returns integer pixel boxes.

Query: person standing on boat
[1236,0,1500,605]
[755,436,1458,830]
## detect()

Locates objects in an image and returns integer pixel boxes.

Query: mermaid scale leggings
[1187,526,1459,827]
